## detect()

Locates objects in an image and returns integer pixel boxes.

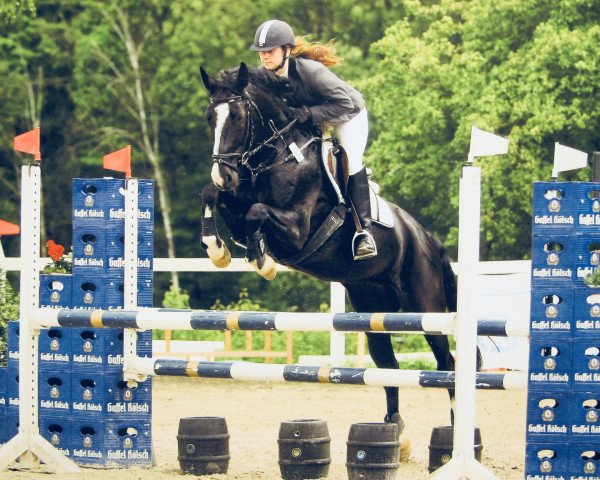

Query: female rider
[250,19,376,260]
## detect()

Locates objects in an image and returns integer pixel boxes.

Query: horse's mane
[217,66,289,97]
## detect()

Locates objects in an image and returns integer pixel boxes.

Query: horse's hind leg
[344,283,405,432]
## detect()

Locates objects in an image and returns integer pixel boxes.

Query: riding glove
[291,106,312,125]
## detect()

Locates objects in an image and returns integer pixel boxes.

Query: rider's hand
[291,106,312,125]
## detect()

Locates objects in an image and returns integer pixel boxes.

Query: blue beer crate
[71,417,152,467]
[6,409,18,440]
[526,390,570,441]
[6,368,18,409]
[105,273,153,308]
[71,274,109,309]
[39,413,72,457]
[0,366,6,409]
[105,178,154,208]
[104,417,152,467]
[105,227,154,258]
[568,443,600,478]
[574,236,600,286]
[570,392,600,440]
[72,178,117,222]
[106,204,154,229]
[532,181,578,234]
[71,418,107,466]
[71,328,124,370]
[105,253,153,273]
[7,321,19,369]
[39,367,70,413]
[530,287,574,337]
[39,274,73,307]
[572,339,600,391]
[528,339,572,390]
[39,327,72,365]
[531,235,576,285]
[106,376,152,417]
[72,223,107,270]
[71,368,152,418]
[576,182,600,233]
[574,287,600,338]
[0,408,7,446]
[525,442,570,479]
[73,178,154,220]
[71,368,117,416]
[71,328,152,370]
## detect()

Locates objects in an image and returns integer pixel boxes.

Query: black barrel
[177,416,230,475]
[428,426,482,473]
[346,422,400,480]
[278,419,331,480]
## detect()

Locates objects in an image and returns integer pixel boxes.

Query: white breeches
[334,108,368,176]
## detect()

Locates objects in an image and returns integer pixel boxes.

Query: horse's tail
[433,236,457,312]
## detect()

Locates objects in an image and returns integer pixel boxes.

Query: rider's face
[258,47,286,74]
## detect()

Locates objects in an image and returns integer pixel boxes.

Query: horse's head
[200,62,294,191]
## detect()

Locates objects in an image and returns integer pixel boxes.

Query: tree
[0,0,36,24]
[364,0,600,260]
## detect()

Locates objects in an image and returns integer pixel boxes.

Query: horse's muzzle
[211,162,238,191]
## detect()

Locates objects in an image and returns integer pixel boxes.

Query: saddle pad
[370,185,394,228]
[321,139,394,229]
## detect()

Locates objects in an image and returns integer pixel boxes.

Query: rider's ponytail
[290,36,342,67]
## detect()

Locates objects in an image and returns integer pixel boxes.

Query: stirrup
[352,231,377,260]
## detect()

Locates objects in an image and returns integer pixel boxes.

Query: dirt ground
[7,376,526,480]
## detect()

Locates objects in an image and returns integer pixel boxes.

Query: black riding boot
[348,167,377,260]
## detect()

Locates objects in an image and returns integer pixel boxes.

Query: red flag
[13,128,41,161]
[103,145,132,178]
[0,218,20,236]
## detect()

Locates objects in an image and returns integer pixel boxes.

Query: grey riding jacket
[282,57,365,126]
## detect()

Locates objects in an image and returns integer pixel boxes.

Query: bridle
[210,91,318,181]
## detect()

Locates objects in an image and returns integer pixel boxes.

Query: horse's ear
[236,62,249,91]
[200,66,214,91]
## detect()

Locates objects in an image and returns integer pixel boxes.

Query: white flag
[552,142,588,178]
[467,126,509,163]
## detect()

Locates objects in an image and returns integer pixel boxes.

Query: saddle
[321,138,394,228]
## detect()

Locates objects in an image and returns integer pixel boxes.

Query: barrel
[346,422,400,480]
[278,419,331,480]
[177,416,230,475]
[428,425,482,473]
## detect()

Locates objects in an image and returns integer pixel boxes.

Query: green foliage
[364,0,600,259]
[161,283,191,309]
[0,271,19,366]
[0,0,36,24]
[584,267,600,287]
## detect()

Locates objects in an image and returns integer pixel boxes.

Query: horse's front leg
[200,183,247,268]
[244,202,305,281]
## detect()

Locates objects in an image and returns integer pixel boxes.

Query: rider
[250,19,377,260]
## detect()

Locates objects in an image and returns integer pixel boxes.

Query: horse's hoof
[204,235,231,268]
[385,412,405,438]
[251,255,277,280]
[399,437,411,462]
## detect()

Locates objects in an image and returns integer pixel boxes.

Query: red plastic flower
[46,240,65,262]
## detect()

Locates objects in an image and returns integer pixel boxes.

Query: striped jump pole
[33,308,529,337]
[133,358,527,391]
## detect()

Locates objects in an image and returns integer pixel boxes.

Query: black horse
[199,63,462,449]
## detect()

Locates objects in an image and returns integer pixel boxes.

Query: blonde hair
[290,36,342,67]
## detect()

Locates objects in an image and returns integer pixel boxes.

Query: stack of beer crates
[4,177,155,467]
[526,181,600,478]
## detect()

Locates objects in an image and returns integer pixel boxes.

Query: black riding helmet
[249,20,295,51]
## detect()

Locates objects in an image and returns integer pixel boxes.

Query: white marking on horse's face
[211,102,230,188]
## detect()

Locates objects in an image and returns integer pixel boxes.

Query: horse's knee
[201,183,220,204]
[245,203,269,226]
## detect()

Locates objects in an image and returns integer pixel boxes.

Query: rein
[211,91,318,181]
